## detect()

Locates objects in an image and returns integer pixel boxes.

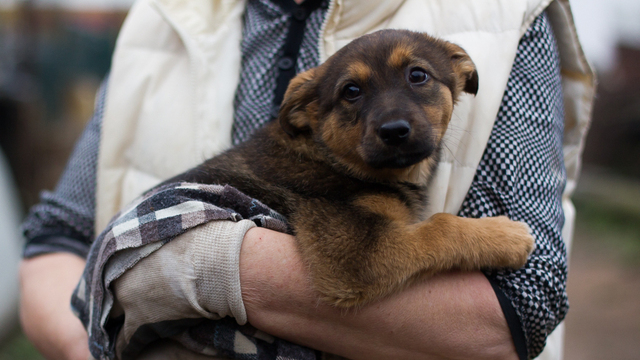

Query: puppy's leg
[408,213,535,272]
[293,196,534,307]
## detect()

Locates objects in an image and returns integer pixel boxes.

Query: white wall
[0,150,22,340]
[32,0,135,11]
[1,0,135,11]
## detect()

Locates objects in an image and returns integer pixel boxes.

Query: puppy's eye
[408,68,429,85]
[343,84,362,101]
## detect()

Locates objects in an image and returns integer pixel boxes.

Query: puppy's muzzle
[378,120,411,146]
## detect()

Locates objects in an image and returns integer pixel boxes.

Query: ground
[564,226,640,360]
[564,175,640,360]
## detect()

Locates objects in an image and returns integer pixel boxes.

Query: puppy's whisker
[441,142,464,167]
[445,125,472,136]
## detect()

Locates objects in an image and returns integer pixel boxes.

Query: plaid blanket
[71,182,318,360]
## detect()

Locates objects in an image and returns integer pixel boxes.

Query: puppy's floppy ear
[445,43,479,96]
[279,68,318,137]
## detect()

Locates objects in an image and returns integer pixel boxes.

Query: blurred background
[0,0,638,359]
[0,0,126,358]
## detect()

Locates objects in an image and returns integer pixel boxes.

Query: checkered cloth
[71,182,318,360]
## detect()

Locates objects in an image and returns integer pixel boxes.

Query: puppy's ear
[445,43,479,96]
[279,68,318,137]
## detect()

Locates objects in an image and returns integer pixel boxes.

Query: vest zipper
[318,0,336,62]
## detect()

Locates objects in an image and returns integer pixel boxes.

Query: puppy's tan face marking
[421,84,454,144]
[320,112,364,168]
[279,30,478,183]
[387,44,415,69]
[343,61,372,88]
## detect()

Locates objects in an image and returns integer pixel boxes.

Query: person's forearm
[240,227,518,360]
[19,253,90,360]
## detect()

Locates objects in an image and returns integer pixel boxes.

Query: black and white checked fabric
[459,13,568,359]
[231,0,327,144]
[21,79,107,258]
[22,2,568,358]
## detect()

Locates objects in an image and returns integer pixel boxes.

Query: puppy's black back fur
[171,123,428,224]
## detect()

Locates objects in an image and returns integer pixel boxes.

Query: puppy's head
[279,29,478,181]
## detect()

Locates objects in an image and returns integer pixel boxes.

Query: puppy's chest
[252,159,428,219]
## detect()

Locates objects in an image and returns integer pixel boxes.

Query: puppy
[167,29,534,307]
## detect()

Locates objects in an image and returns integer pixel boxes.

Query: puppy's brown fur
[167,30,534,307]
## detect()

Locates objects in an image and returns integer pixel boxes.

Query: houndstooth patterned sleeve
[457,13,568,359]
[21,79,106,258]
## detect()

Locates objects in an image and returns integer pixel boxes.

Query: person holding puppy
[19,0,594,359]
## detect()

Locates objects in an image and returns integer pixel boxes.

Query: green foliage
[0,332,44,360]
[574,196,640,265]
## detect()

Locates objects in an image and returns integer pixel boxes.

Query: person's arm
[19,80,105,360]
[19,253,90,360]
[240,227,518,360]
[107,217,516,360]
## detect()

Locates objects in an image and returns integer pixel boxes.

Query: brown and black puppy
[169,29,534,307]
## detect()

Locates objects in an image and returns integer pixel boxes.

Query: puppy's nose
[378,120,411,146]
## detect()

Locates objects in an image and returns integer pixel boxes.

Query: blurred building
[0,0,129,208]
[572,0,640,179]
[582,45,640,178]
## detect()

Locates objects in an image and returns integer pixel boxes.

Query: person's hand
[20,253,90,360]
[240,227,519,360]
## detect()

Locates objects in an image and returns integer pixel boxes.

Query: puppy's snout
[378,120,411,146]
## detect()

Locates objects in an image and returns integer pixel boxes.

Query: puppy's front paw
[482,216,535,269]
